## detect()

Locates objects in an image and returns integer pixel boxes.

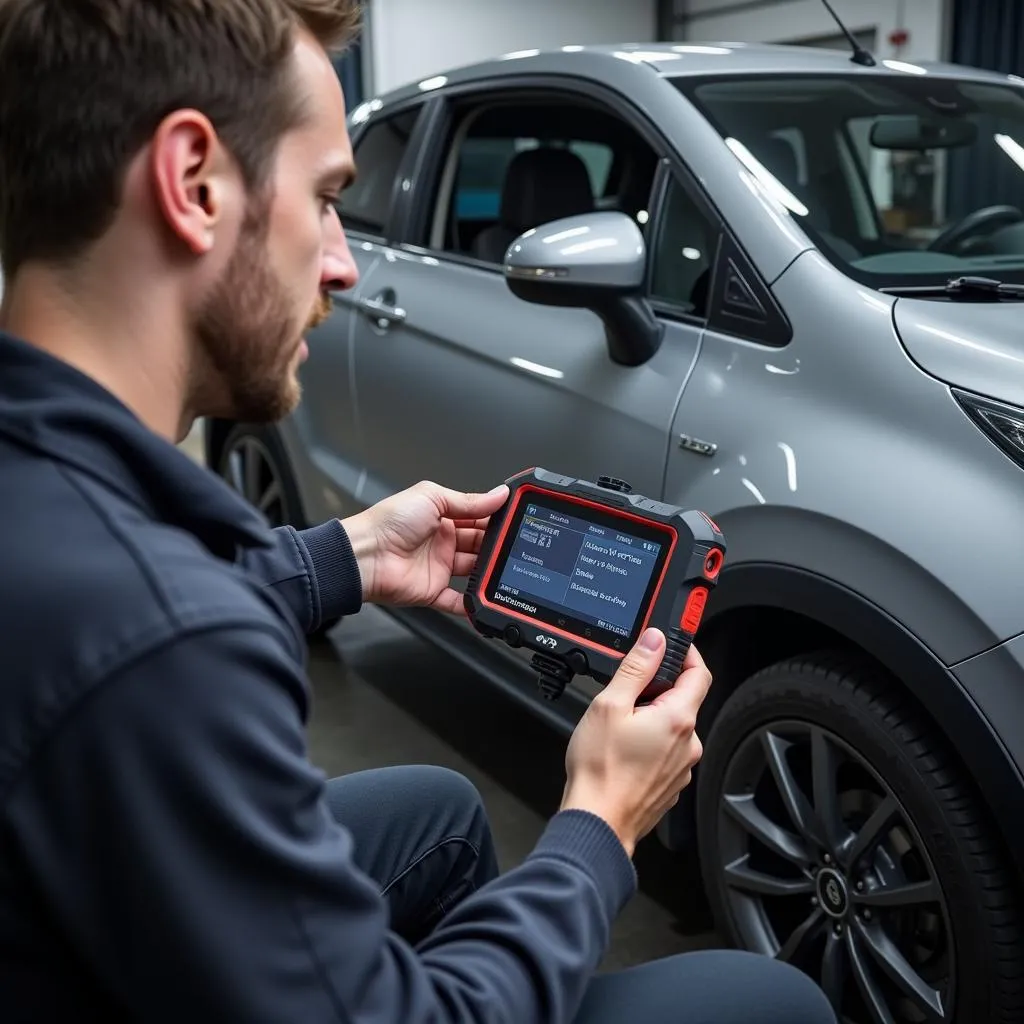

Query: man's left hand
[341,480,510,614]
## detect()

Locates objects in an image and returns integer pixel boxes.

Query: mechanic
[0,2,835,1022]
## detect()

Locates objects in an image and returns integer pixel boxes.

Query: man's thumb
[607,628,665,699]
[437,483,509,520]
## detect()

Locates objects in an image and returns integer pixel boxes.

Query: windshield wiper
[881,275,1024,300]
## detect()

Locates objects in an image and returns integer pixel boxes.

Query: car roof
[360,41,1019,113]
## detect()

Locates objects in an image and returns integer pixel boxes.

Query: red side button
[681,587,709,634]
[703,548,724,580]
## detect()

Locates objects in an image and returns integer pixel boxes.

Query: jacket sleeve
[5,622,636,1024]
[238,520,363,632]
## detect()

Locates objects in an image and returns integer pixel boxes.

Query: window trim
[336,97,431,244]
[644,158,719,327]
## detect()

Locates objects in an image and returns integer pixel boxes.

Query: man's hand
[560,629,712,857]
[341,480,509,613]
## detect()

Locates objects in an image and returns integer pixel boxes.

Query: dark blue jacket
[0,332,636,1023]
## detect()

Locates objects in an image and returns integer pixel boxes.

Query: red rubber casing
[464,468,726,703]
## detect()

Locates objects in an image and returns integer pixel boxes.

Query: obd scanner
[465,469,726,703]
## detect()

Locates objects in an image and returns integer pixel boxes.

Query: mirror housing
[503,211,663,366]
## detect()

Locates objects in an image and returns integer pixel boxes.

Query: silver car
[207,42,1024,1024]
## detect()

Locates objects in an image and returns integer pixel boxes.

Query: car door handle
[357,295,407,328]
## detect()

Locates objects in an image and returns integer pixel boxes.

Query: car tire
[695,651,1024,1024]
[218,423,307,531]
[217,423,339,638]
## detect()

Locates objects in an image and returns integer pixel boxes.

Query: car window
[449,138,615,223]
[569,141,615,196]
[336,106,420,237]
[453,136,539,220]
[425,96,658,264]
[649,176,718,317]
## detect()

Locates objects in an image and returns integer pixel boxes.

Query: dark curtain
[333,37,364,109]
[948,0,1024,218]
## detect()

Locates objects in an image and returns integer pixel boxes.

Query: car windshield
[672,72,1024,288]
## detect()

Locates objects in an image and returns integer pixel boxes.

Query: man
[0,2,835,1022]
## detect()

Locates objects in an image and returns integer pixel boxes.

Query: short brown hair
[0,0,360,277]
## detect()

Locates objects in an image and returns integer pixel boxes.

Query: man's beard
[192,198,327,425]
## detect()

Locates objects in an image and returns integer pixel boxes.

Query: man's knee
[408,765,485,809]
[577,950,835,1024]
[723,952,835,1023]
[395,765,489,838]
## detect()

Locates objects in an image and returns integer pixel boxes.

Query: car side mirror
[503,211,663,367]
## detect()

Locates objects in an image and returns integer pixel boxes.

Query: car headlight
[954,389,1024,469]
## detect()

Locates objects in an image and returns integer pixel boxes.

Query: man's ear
[149,110,232,256]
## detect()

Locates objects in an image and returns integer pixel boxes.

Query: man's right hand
[560,628,712,857]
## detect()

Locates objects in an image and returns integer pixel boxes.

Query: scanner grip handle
[637,626,691,704]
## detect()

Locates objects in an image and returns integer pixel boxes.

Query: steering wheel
[928,204,1024,254]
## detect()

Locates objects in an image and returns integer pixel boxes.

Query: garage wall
[363,0,657,94]
[670,0,953,62]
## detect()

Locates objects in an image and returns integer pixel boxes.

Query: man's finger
[451,516,490,531]
[454,527,485,555]
[452,552,478,577]
[604,628,665,703]
[431,587,467,617]
[651,645,713,713]
[683,642,707,671]
[435,484,509,522]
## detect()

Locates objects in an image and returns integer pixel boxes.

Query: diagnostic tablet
[464,468,726,703]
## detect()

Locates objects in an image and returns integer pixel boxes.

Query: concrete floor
[182,424,723,971]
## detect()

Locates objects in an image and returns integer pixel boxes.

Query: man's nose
[322,210,359,292]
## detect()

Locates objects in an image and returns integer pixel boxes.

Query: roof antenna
[819,0,876,66]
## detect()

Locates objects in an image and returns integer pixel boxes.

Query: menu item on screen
[492,500,662,637]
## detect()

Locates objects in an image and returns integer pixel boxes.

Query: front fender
[707,503,1001,666]
[658,558,1024,883]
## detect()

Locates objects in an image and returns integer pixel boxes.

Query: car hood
[892,298,1024,410]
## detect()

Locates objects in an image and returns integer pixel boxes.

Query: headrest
[499,147,595,230]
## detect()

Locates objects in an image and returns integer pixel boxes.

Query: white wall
[365,0,657,95]
[673,0,952,62]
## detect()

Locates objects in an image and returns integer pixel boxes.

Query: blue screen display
[493,500,663,638]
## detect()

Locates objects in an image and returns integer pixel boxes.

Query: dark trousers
[326,765,836,1024]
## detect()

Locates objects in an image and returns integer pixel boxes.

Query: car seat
[472,146,596,264]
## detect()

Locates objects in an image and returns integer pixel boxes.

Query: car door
[294,101,426,508]
[347,83,721,508]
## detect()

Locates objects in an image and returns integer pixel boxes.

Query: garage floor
[182,425,723,971]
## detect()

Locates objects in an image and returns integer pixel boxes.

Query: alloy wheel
[220,434,291,527]
[717,720,953,1024]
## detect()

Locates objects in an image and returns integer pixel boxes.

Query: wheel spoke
[226,451,245,495]
[853,916,946,1021]
[777,907,824,963]
[761,730,821,847]
[810,727,850,854]
[723,793,812,868]
[258,480,282,514]
[718,720,953,1024]
[723,855,815,898]
[820,929,845,1012]
[846,928,897,1024]
[243,442,263,505]
[843,795,899,869]
[855,877,941,910]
